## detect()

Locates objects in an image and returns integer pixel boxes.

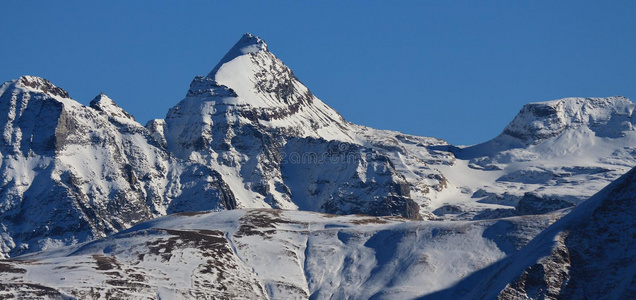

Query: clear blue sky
[1,1,634,145]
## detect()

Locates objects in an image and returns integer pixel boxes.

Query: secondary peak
[16,75,70,99]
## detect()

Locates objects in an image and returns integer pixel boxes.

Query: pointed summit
[90,93,135,121]
[199,32,316,108]
[208,33,268,76]
[167,32,355,159]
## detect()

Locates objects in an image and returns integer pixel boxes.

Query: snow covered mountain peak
[161,34,427,219]
[89,92,135,121]
[450,95,636,213]
[13,75,70,99]
[502,96,635,144]
[201,33,335,112]
[170,33,352,141]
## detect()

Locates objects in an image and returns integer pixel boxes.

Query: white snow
[1,209,558,299]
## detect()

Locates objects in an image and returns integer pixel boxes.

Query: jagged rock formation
[0,76,235,258]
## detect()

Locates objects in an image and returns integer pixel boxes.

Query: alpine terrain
[0,33,633,299]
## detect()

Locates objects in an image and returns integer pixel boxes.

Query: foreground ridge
[0,209,559,298]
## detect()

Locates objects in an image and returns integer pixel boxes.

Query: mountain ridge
[0,75,237,257]
[0,33,633,299]
[0,33,634,258]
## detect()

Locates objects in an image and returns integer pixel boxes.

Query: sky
[1,1,635,145]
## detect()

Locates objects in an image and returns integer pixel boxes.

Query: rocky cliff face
[502,96,636,144]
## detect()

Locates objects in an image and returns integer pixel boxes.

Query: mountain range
[0,33,633,299]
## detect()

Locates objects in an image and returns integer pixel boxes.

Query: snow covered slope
[0,164,630,299]
[425,165,636,299]
[432,96,636,219]
[0,76,236,258]
[0,209,559,299]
